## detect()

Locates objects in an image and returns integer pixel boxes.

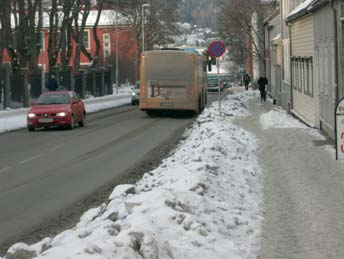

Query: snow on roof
[41,9,128,28]
[271,33,282,44]
[287,0,315,20]
[84,9,127,27]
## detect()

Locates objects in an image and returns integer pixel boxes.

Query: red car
[27,91,86,131]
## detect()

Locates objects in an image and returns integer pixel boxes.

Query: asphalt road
[0,92,223,254]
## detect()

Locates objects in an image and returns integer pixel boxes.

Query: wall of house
[291,15,316,126]
[268,14,281,100]
[280,0,304,110]
[314,3,336,138]
[338,1,344,101]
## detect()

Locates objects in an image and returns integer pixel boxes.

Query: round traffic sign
[208,41,225,58]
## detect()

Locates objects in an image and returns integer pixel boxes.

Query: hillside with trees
[179,0,219,30]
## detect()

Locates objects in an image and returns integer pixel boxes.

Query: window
[291,56,313,96]
[83,30,90,49]
[103,33,111,59]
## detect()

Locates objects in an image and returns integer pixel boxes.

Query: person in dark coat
[258,75,268,102]
[46,74,58,91]
[243,73,251,90]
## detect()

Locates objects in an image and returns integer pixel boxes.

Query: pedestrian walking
[243,73,251,90]
[46,74,58,91]
[258,75,268,103]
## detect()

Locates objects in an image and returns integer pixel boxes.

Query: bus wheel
[198,95,202,113]
[146,110,157,117]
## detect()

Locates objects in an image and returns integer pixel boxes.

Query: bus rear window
[143,53,194,82]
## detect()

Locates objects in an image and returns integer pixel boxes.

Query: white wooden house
[286,0,343,138]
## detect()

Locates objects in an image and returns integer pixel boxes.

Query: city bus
[139,49,208,115]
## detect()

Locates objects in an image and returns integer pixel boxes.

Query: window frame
[83,30,91,50]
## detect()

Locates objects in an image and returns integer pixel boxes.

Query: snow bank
[2,90,263,259]
[260,109,308,130]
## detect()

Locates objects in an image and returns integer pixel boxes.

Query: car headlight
[56,112,67,117]
[132,92,136,96]
[28,113,36,118]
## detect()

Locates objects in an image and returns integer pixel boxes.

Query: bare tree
[0,0,5,63]
[71,0,91,72]
[0,0,41,71]
[113,0,181,71]
[76,0,105,69]
[218,0,277,67]
[47,0,61,70]
[57,0,75,69]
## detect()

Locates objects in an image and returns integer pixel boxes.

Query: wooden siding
[314,4,336,138]
[291,15,316,126]
[291,15,314,57]
[293,90,316,126]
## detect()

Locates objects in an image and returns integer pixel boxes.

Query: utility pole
[40,0,45,91]
[115,0,119,93]
[141,3,150,52]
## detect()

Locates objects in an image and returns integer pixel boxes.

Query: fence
[0,65,114,110]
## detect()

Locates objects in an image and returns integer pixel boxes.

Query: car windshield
[37,93,70,105]
[208,78,218,84]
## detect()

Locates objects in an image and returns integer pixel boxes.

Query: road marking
[19,154,44,164]
[0,166,11,174]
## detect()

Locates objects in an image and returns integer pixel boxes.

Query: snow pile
[260,109,308,130]
[0,113,27,133]
[2,90,262,259]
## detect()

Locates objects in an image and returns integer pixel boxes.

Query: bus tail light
[140,84,145,95]
[188,85,194,96]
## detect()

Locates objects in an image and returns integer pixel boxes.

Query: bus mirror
[208,62,212,72]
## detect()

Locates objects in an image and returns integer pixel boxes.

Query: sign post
[208,41,226,113]
[335,98,344,160]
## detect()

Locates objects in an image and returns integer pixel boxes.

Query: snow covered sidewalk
[1,90,263,259]
[234,94,344,259]
[0,88,131,134]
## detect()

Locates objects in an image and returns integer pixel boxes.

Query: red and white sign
[335,98,344,160]
[208,41,226,58]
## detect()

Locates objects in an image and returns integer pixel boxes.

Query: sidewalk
[234,92,344,259]
[0,91,131,134]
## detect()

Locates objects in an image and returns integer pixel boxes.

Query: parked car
[207,76,224,92]
[27,91,86,131]
[131,81,140,105]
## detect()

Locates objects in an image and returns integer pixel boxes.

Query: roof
[286,0,329,23]
[263,9,280,26]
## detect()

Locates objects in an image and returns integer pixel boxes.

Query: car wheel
[28,127,35,132]
[79,112,85,127]
[68,115,75,130]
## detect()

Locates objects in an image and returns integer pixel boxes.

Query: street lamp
[115,0,119,93]
[141,3,150,52]
[40,0,45,92]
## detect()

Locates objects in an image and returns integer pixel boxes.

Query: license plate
[160,102,174,108]
[39,118,53,123]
